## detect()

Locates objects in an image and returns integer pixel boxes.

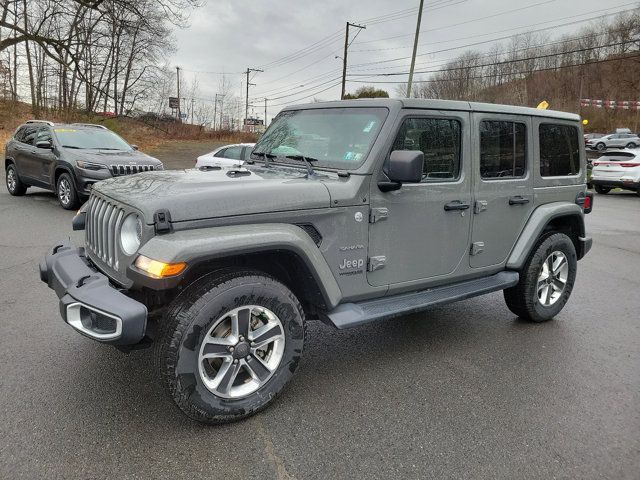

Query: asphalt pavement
[0,177,638,479]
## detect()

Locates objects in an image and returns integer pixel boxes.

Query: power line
[347,51,640,84]
[347,7,640,69]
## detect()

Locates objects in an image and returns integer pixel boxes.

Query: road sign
[169,97,179,109]
[244,117,263,126]
[180,113,187,119]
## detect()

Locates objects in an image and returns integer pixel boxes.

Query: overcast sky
[172,0,634,120]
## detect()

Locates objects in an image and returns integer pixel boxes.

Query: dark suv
[4,120,163,209]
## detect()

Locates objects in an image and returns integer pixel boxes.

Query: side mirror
[379,150,424,192]
[131,144,139,150]
[36,140,53,149]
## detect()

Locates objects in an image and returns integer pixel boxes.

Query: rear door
[17,125,39,179]
[470,114,533,268]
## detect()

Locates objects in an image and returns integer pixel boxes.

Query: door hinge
[369,207,388,224]
[474,200,487,214]
[367,255,386,272]
[470,242,484,256]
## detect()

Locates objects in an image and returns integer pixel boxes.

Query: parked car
[4,120,163,209]
[583,133,604,146]
[591,149,640,195]
[40,99,593,424]
[586,132,640,151]
[195,143,255,168]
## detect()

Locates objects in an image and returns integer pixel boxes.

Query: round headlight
[120,214,142,255]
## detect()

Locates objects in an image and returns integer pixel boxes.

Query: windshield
[53,128,132,150]
[253,107,388,169]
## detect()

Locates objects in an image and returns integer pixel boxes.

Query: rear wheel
[625,142,637,149]
[594,185,610,194]
[504,233,577,322]
[56,172,78,209]
[5,163,27,196]
[155,270,306,424]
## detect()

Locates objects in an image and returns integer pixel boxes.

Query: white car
[586,133,639,151]
[195,143,255,168]
[591,149,640,195]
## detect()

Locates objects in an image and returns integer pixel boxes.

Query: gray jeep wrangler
[40,99,593,424]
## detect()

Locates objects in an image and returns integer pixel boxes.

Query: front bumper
[39,240,147,345]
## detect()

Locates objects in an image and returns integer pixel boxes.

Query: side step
[326,271,519,329]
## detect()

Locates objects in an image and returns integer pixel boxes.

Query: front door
[470,114,533,268]
[368,111,472,287]
[33,127,57,185]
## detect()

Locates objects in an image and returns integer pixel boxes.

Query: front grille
[111,164,156,176]
[85,194,126,269]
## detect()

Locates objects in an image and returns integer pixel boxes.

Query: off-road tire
[504,233,577,322]
[154,269,306,424]
[594,185,610,194]
[56,172,79,210]
[5,163,27,196]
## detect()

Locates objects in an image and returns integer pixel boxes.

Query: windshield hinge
[153,209,172,234]
[369,207,388,224]
[367,256,386,272]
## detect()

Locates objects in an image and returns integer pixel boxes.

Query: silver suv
[40,99,593,423]
[587,132,640,151]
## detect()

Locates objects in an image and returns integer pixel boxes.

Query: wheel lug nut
[233,359,238,364]
[250,342,255,347]
[239,336,244,342]
[229,346,234,352]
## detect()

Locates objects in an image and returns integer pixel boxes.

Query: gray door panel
[367,110,472,287]
[470,113,534,268]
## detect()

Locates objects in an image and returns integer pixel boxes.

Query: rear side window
[540,124,580,176]
[479,121,526,179]
[391,117,461,182]
[14,126,26,142]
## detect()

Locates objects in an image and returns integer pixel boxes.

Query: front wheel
[154,270,306,424]
[504,233,577,322]
[594,185,610,194]
[56,172,79,210]
[595,142,606,151]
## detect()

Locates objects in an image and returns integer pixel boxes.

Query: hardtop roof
[283,98,580,121]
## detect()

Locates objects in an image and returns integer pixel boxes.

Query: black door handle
[444,200,470,211]
[509,196,530,205]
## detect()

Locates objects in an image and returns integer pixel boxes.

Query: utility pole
[213,94,219,129]
[176,66,181,120]
[264,98,268,128]
[191,98,195,124]
[245,67,263,129]
[406,0,424,98]
[341,22,366,100]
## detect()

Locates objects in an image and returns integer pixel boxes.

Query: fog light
[135,255,187,278]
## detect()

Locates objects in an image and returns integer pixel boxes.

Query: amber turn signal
[134,255,187,278]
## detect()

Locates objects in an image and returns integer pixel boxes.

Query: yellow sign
[582,119,589,125]
[537,100,549,110]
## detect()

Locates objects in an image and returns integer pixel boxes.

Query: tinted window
[36,128,52,145]
[213,148,227,158]
[222,146,243,160]
[480,121,526,179]
[540,124,580,177]
[242,147,253,160]
[391,117,461,182]
[22,126,38,145]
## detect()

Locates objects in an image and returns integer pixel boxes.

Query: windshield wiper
[252,151,276,167]
[285,154,319,177]
[61,145,83,149]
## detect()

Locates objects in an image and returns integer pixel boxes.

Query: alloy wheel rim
[537,251,569,307]
[58,178,71,205]
[7,168,16,192]
[198,305,285,399]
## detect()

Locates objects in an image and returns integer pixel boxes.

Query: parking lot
[1,165,638,478]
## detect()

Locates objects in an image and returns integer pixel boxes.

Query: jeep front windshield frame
[252,107,388,170]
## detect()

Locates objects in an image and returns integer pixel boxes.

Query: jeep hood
[93,165,331,223]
